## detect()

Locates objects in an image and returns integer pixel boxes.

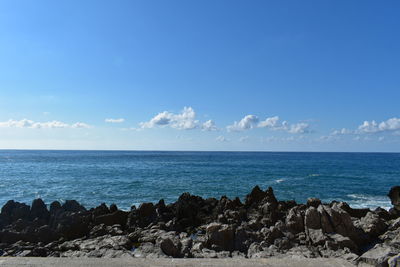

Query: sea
[0,150,399,211]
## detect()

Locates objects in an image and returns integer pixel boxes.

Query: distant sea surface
[0,150,399,210]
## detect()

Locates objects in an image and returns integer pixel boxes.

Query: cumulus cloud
[228,115,310,134]
[358,117,400,133]
[105,118,125,123]
[216,136,229,142]
[331,117,400,136]
[288,122,310,134]
[258,116,279,128]
[227,115,259,132]
[201,120,218,131]
[140,107,199,130]
[0,119,91,129]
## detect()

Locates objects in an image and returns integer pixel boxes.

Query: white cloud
[288,122,310,134]
[258,116,279,128]
[229,114,310,134]
[201,120,218,131]
[216,136,229,142]
[140,107,199,130]
[354,117,400,134]
[227,115,259,132]
[105,118,125,123]
[0,119,91,129]
[331,128,353,135]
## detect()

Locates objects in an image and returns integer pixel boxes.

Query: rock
[245,186,266,206]
[133,242,167,258]
[307,198,321,208]
[305,207,321,229]
[1,200,30,223]
[91,203,110,218]
[360,212,388,238]
[109,204,118,213]
[285,207,304,234]
[318,205,334,233]
[358,243,399,267]
[135,203,157,227]
[49,201,62,214]
[389,186,400,211]
[53,211,91,240]
[61,200,86,213]
[36,225,59,243]
[174,193,205,229]
[94,210,128,228]
[327,233,358,252]
[307,228,327,245]
[159,237,181,257]
[205,223,234,252]
[30,199,50,221]
[388,254,400,267]
[337,202,369,219]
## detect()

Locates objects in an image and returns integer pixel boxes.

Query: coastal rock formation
[0,186,399,266]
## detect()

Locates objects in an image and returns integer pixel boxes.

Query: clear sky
[0,0,399,152]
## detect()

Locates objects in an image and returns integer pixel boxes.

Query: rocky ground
[1,186,400,267]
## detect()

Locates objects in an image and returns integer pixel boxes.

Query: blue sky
[0,0,399,151]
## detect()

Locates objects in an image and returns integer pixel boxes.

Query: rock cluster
[0,186,399,266]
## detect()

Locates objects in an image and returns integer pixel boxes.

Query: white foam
[275,179,285,183]
[346,194,391,210]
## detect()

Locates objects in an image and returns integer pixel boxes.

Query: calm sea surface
[0,150,399,210]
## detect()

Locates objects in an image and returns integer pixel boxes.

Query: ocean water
[0,150,399,211]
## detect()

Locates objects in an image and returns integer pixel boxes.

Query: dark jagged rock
[0,185,398,263]
[389,186,400,210]
[245,186,266,206]
[94,210,128,227]
[30,199,50,221]
[61,200,86,213]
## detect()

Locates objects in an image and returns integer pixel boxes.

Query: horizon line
[0,148,399,154]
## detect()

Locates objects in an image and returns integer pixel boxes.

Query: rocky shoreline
[1,186,400,266]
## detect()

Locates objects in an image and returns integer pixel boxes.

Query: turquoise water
[0,150,399,210]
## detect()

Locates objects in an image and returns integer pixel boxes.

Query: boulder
[389,186,400,211]
[358,243,399,267]
[205,223,235,252]
[285,206,304,234]
[30,199,50,221]
[1,200,30,223]
[359,211,388,238]
[305,206,321,229]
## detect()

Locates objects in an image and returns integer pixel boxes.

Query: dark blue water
[0,150,399,210]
